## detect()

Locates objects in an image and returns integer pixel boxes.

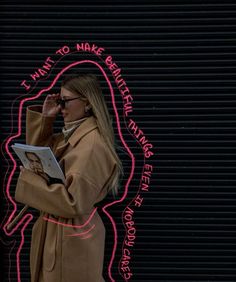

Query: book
[11,143,66,185]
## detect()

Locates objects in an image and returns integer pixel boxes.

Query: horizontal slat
[1,1,236,282]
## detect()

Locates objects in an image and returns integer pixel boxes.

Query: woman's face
[60,87,87,122]
[26,152,44,174]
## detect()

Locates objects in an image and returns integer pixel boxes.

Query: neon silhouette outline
[3,59,135,282]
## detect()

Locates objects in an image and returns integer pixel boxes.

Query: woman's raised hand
[42,93,61,117]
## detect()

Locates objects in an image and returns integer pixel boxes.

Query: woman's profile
[15,73,123,282]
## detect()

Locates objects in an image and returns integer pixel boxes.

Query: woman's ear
[85,104,92,114]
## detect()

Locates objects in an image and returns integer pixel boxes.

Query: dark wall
[1,1,236,281]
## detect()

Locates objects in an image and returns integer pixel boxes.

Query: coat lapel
[68,116,98,147]
[54,116,98,159]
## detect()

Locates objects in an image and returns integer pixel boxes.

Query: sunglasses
[56,97,81,109]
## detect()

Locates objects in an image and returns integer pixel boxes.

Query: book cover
[11,143,66,184]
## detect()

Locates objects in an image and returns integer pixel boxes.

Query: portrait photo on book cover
[24,151,63,185]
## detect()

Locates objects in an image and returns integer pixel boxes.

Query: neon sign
[2,41,154,281]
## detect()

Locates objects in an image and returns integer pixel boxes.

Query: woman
[15,73,122,282]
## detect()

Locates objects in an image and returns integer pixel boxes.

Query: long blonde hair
[61,73,123,195]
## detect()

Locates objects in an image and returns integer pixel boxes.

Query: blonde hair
[61,73,123,195]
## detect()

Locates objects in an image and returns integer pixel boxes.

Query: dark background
[1,1,236,281]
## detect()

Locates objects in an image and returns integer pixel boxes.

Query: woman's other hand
[42,93,61,117]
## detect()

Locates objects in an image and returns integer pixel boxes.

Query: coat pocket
[42,223,57,272]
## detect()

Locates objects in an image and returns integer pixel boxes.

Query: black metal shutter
[1,1,236,281]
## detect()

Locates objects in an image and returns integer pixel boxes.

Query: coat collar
[55,116,98,158]
[68,115,98,147]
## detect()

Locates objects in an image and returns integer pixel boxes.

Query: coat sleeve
[15,168,104,218]
[26,105,56,146]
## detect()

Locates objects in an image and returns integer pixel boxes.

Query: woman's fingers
[42,93,61,117]
[43,94,59,106]
[46,93,58,101]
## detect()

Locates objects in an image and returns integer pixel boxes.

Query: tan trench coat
[15,105,117,282]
